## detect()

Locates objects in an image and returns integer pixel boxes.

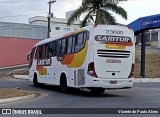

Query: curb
[0,64,28,70]
[0,94,36,104]
[133,78,160,83]
[14,75,29,80]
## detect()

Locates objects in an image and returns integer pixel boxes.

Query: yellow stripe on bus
[105,44,126,49]
[66,41,88,68]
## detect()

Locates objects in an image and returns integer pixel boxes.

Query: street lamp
[47,0,56,38]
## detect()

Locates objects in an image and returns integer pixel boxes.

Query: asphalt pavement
[0,79,160,117]
[0,63,160,117]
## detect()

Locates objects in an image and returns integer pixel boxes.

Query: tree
[67,0,128,27]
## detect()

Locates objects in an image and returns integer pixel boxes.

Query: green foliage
[67,0,128,27]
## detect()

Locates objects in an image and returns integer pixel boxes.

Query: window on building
[151,32,158,41]
[55,27,60,30]
[64,28,70,33]
[145,33,150,42]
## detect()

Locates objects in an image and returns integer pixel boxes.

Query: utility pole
[47,0,56,38]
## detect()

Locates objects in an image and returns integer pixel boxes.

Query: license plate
[109,81,117,84]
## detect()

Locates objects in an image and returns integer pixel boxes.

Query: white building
[28,16,81,37]
[136,29,160,47]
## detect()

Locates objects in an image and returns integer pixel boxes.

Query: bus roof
[34,25,91,47]
[34,25,130,47]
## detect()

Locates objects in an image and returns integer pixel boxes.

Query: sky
[0,0,159,25]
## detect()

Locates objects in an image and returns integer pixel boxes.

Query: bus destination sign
[37,58,51,66]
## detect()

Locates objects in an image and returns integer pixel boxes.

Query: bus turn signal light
[87,62,98,78]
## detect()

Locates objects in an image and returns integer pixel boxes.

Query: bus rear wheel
[60,75,68,93]
[90,88,105,94]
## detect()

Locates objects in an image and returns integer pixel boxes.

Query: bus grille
[97,49,130,58]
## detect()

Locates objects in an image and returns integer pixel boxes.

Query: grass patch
[0,88,32,99]
[135,53,160,78]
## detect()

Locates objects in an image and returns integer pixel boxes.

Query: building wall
[0,21,47,68]
[28,16,80,36]
[0,37,39,67]
[0,22,47,39]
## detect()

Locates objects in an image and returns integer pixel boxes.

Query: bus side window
[53,41,56,56]
[75,33,84,52]
[67,37,72,54]
[56,39,61,55]
[35,47,39,59]
[86,31,90,40]
[45,43,50,58]
[42,45,46,58]
[30,47,36,60]
[83,32,87,44]
[29,47,36,68]
[35,46,43,59]
[61,38,67,55]
[48,42,54,57]
[71,36,75,53]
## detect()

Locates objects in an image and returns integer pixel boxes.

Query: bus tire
[33,73,40,87]
[90,88,105,94]
[60,74,68,93]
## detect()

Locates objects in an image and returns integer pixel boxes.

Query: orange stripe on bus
[60,54,74,65]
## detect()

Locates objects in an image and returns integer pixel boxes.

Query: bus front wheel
[33,73,41,87]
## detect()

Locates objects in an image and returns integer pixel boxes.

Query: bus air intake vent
[97,50,130,58]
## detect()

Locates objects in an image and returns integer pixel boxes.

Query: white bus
[28,25,135,94]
